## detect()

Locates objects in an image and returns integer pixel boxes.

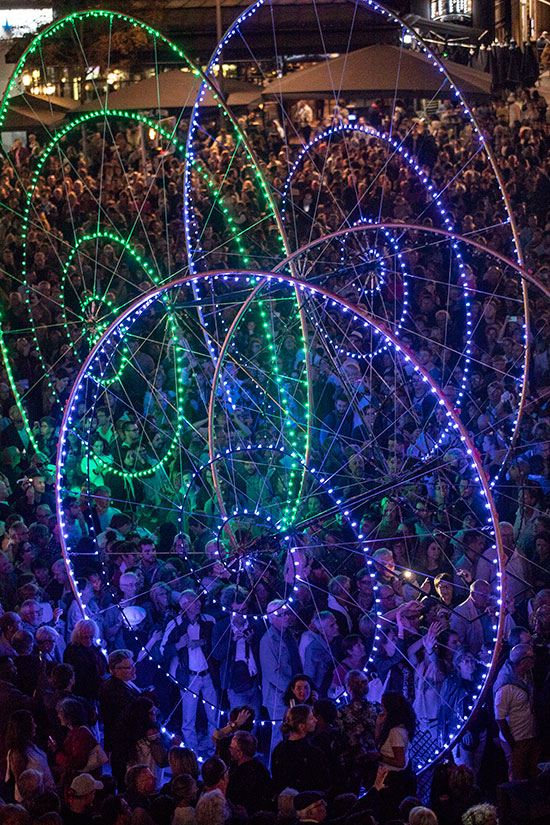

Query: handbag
[83,742,108,773]
[81,728,108,773]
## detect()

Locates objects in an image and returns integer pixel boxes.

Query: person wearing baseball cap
[294,790,327,822]
[64,774,103,825]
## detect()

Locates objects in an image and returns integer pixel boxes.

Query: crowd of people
[1,44,550,825]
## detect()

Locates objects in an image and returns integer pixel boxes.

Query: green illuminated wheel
[0,9,274,446]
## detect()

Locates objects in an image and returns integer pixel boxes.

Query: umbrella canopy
[261,44,491,99]
[0,91,77,130]
[78,70,261,112]
[1,105,66,131]
[21,93,79,112]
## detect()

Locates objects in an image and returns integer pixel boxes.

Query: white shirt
[187,620,208,672]
[235,636,258,677]
[380,725,409,772]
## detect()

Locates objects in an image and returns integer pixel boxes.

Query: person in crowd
[408,808,438,825]
[439,647,488,776]
[0,614,22,657]
[450,581,493,655]
[461,804,498,825]
[170,774,197,825]
[293,791,327,824]
[5,710,55,802]
[329,635,367,698]
[375,692,417,822]
[63,620,108,704]
[124,765,157,825]
[195,789,229,825]
[212,706,254,765]
[200,756,228,797]
[159,591,217,755]
[283,674,316,710]
[166,746,200,786]
[98,651,145,787]
[63,774,103,825]
[112,697,168,781]
[226,731,274,814]
[260,601,302,750]
[303,612,340,698]
[54,698,103,790]
[36,627,63,671]
[335,669,380,793]
[211,588,262,721]
[271,705,330,794]
[494,642,539,780]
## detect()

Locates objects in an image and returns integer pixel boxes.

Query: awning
[260,43,491,100]
[78,70,261,112]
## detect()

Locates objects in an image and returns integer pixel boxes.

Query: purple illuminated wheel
[56,271,505,770]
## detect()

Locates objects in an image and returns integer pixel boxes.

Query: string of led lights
[198,0,529,480]
[0,1,533,774]
[56,269,505,772]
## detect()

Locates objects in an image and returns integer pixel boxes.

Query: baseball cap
[294,791,325,812]
[70,774,104,796]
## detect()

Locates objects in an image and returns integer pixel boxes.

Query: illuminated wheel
[57,271,504,771]
[184,0,529,473]
[0,9,268,447]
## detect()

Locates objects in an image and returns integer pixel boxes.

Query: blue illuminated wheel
[57,271,505,771]
[184,0,529,474]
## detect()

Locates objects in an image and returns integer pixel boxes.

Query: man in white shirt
[494,643,540,780]
[160,590,217,753]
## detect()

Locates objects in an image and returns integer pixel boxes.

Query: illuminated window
[431,0,473,22]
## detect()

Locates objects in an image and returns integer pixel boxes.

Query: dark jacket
[159,613,216,688]
[211,617,262,691]
[438,669,487,746]
[271,738,330,794]
[98,676,142,752]
[64,643,108,701]
[227,757,274,814]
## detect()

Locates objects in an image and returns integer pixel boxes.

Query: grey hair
[35,626,60,643]
[70,619,99,645]
[108,648,132,671]
[195,790,229,825]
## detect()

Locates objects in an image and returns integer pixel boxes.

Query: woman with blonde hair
[462,804,498,825]
[63,618,108,702]
[168,747,199,782]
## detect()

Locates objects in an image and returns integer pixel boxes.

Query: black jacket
[227,757,274,814]
[98,676,142,752]
[211,616,261,691]
[160,613,216,688]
